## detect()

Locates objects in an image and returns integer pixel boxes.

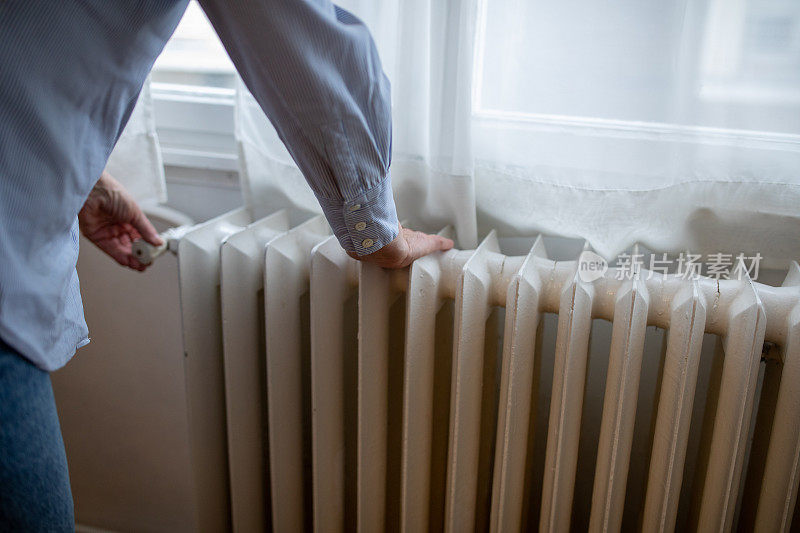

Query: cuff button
[362,238,374,248]
[348,204,361,212]
[354,222,367,231]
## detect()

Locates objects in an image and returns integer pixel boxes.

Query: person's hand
[347,224,454,268]
[78,171,162,271]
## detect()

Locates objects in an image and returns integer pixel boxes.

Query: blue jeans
[0,339,74,531]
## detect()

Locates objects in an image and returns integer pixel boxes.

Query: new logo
[578,250,608,283]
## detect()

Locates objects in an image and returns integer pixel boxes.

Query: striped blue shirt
[0,0,397,371]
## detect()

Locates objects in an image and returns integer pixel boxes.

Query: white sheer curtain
[473,0,800,264]
[236,0,800,261]
[106,79,167,203]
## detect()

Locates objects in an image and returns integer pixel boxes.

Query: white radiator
[165,210,800,533]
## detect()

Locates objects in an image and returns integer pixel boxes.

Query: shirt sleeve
[197,0,398,256]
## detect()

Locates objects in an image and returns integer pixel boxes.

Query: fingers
[404,229,454,263]
[98,239,134,269]
[127,255,148,272]
[93,231,150,272]
[130,208,163,247]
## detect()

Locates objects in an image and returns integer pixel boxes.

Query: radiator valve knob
[132,240,168,266]
[131,225,191,266]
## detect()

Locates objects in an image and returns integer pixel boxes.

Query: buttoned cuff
[317,172,400,256]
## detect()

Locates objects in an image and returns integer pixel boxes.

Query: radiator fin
[220,210,290,532]
[356,261,408,531]
[589,276,650,532]
[539,259,595,532]
[310,236,359,533]
[444,231,502,532]
[696,264,766,532]
[265,216,329,532]
[754,262,800,532]
[641,282,706,532]
[399,228,456,533]
[489,236,546,532]
[179,207,257,532]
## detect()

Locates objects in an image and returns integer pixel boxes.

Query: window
[152,1,234,89]
[151,2,237,173]
[474,0,800,134]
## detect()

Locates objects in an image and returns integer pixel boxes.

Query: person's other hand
[347,224,454,268]
[78,171,163,271]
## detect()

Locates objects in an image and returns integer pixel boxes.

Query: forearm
[197,0,397,255]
